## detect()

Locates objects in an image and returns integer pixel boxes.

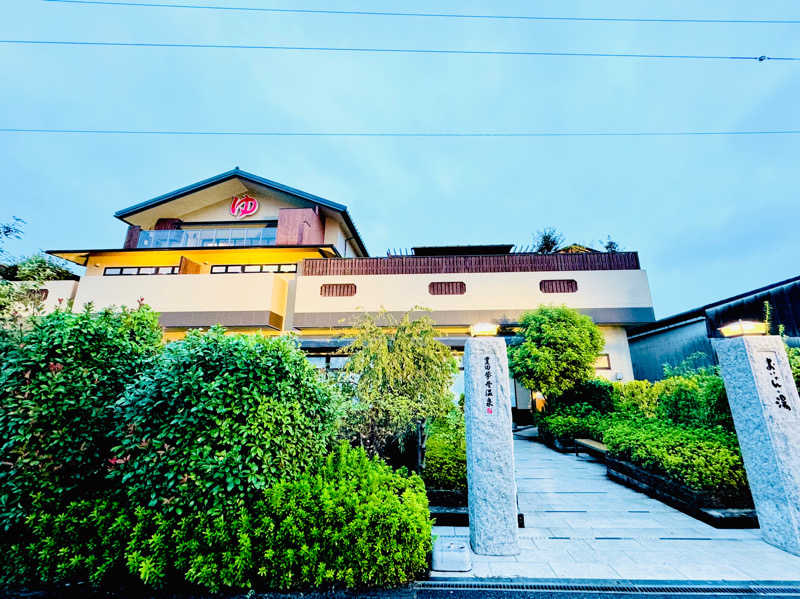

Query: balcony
[136,227,277,249]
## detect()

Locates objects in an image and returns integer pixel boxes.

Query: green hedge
[603,419,748,503]
[422,407,466,490]
[6,444,432,593]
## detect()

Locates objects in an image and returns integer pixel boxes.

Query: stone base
[432,536,471,572]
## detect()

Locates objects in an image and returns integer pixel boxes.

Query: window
[320,283,357,297]
[429,281,466,295]
[540,279,578,293]
[595,354,611,370]
[210,263,298,274]
[104,266,177,276]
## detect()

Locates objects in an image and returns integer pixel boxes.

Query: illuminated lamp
[718,319,769,338]
[469,322,499,337]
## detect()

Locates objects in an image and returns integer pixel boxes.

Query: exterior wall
[82,247,321,276]
[276,208,324,246]
[628,318,715,381]
[596,326,635,382]
[73,273,289,329]
[40,280,79,311]
[323,217,346,255]
[292,270,654,328]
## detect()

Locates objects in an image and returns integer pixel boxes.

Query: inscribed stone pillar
[713,335,800,556]
[463,336,520,556]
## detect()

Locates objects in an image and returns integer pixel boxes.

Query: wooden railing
[302,251,640,276]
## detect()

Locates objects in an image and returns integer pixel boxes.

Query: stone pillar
[463,336,520,556]
[713,335,800,556]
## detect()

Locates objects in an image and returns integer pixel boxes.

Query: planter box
[606,457,757,529]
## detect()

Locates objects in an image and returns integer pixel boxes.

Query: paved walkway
[431,438,800,581]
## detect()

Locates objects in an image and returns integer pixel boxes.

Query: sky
[1,0,799,318]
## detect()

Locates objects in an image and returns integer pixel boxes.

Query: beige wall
[596,326,635,382]
[73,273,288,316]
[323,217,346,255]
[293,270,653,315]
[181,190,295,222]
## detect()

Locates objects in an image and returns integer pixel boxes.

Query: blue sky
[1,0,799,318]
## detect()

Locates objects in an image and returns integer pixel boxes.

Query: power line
[2,128,800,137]
[1,40,797,61]
[41,0,800,25]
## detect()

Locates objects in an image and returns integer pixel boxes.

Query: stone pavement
[430,438,800,581]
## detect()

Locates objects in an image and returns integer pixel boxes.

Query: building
[627,275,800,381]
[46,168,656,417]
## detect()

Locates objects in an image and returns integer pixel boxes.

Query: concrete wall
[597,326,635,382]
[293,270,654,326]
[73,273,288,321]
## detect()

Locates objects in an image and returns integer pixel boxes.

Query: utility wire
[1,40,797,61]
[2,128,800,137]
[41,0,800,25]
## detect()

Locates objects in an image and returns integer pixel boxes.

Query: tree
[532,227,564,254]
[338,308,457,462]
[508,306,605,400]
[601,236,621,253]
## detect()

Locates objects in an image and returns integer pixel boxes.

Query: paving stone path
[430,437,800,581]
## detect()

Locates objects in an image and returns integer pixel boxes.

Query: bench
[574,438,608,462]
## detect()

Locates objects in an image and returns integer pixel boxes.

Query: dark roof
[629,273,800,336]
[113,167,368,257]
[411,244,514,256]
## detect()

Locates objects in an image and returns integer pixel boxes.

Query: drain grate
[417,580,800,595]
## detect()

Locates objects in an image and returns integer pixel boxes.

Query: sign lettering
[230,195,259,219]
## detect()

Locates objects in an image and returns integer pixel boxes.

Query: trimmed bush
[423,407,466,490]
[603,419,748,503]
[551,378,614,414]
[111,327,340,514]
[127,444,432,592]
[538,403,610,444]
[611,379,659,417]
[0,306,162,530]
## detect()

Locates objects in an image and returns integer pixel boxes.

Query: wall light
[718,319,769,338]
[469,322,499,337]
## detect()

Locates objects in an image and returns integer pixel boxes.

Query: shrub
[111,327,340,515]
[0,305,162,530]
[654,375,703,424]
[785,344,800,393]
[538,403,609,444]
[127,444,432,592]
[2,496,133,588]
[611,379,659,417]
[422,407,466,490]
[508,306,605,398]
[698,375,734,430]
[552,378,614,414]
[603,419,749,504]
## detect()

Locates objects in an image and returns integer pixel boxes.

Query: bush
[654,375,703,424]
[2,496,133,588]
[422,407,466,490]
[603,419,748,503]
[126,444,432,592]
[611,379,659,417]
[551,378,614,414]
[111,327,340,515]
[538,403,609,444]
[0,305,162,530]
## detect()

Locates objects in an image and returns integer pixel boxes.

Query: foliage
[338,309,457,457]
[601,236,621,253]
[111,327,339,515]
[603,419,749,503]
[532,226,564,254]
[611,379,659,417]
[786,344,800,392]
[422,405,466,490]
[662,351,717,378]
[2,496,134,588]
[654,373,733,430]
[551,377,614,414]
[0,305,162,531]
[508,306,605,399]
[1,254,77,281]
[126,444,432,592]
[0,217,24,254]
[538,403,610,444]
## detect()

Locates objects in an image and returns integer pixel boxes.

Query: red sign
[230,195,259,219]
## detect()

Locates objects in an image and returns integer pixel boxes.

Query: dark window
[210,263,298,274]
[429,281,466,295]
[320,283,357,297]
[104,266,177,276]
[540,279,578,293]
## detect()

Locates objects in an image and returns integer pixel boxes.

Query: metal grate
[416,580,800,595]
[540,278,579,293]
[320,283,357,297]
[428,281,467,295]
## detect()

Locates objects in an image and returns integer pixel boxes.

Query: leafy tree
[0,217,24,254]
[532,227,564,254]
[338,309,457,461]
[508,306,605,399]
[601,236,622,253]
[6,254,76,281]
